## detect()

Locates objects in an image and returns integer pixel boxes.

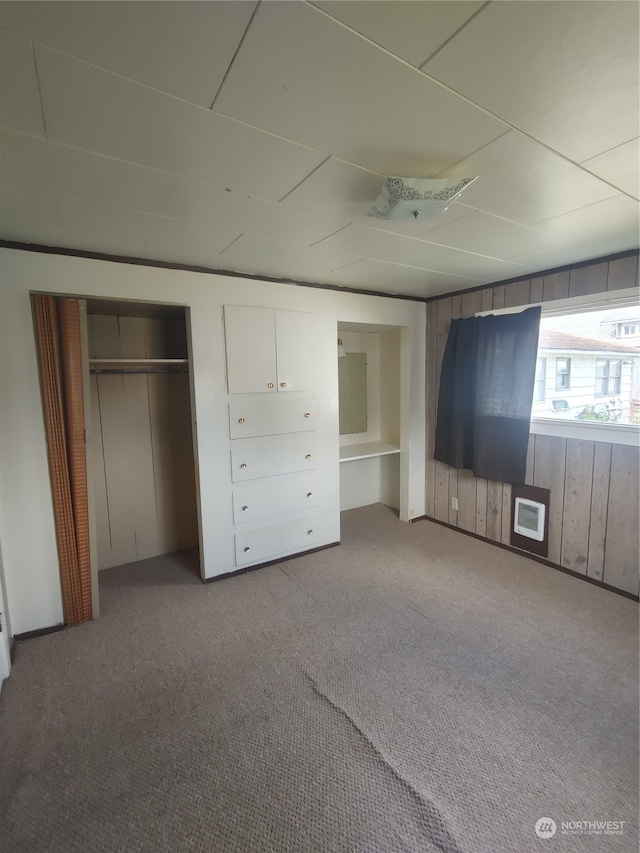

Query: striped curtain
[32,295,92,625]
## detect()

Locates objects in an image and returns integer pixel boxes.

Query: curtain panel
[32,295,92,625]
[434,307,541,485]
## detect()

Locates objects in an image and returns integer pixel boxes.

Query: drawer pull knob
[304,412,311,418]
[240,463,247,469]
[267,382,274,388]
[305,454,312,460]
[307,529,313,535]
[241,505,248,511]
[244,546,250,553]
[280,382,287,388]
[306,492,313,498]
[238,418,245,424]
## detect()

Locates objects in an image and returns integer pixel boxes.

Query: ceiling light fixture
[367,175,478,221]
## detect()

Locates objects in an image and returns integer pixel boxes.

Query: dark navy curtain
[434,307,541,484]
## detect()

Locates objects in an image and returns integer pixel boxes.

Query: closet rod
[89,368,188,375]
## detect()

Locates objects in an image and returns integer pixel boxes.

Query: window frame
[476,287,640,448]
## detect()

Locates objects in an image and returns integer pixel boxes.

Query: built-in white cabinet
[224,304,324,570]
[224,305,316,394]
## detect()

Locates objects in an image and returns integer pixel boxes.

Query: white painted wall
[0,248,426,635]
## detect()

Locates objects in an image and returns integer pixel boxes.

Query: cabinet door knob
[304,412,311,418]
[307,530,313,535]
[238,417,245,424]
[267,382,274,388]
[305,454,312,460]
[244,546,250,553]
[240,463,247,469]
[306,492,312,498]
[280,382,287,388]
[241,505,248,511]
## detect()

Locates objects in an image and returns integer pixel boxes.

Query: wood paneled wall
[425,253,640,596]
[89,314,198,570]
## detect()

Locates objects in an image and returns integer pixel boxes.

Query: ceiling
[0,0,638,299]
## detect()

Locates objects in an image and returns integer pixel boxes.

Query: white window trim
[530,417,639,446]
[476,286,640,447]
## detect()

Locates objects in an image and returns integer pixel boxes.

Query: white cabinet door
[275,309,316,392]
[224,305,315,393]
[224,305,277,394]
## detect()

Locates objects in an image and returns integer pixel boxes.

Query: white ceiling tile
[1,130,175,214]
[161,178,350,246]
[0,1,258,107]
[34,46,326,202]
[424,250,533,282]
[420,210,557,259]
[436,131,618,225]
[216,233,362,284]
[213,2,508,175]
[311,1,485,67]
[281,158,384,213]
[0,29,45,136]
[314,224,453,269]
[323,257,483,298]
[424,1,640,164]
[141,221,244,270]
[0,183,58,228]
[581,139,640,200]
[531,195,640,258]
[54,196,242,261]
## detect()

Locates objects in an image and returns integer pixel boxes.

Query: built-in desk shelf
[339,441,400,462]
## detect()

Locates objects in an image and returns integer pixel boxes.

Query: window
[534,357,546,402]
[555,357,571,390]
[595,359,621,396]
[620,323,639,336]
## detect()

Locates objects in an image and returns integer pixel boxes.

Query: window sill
[530,417,640,447]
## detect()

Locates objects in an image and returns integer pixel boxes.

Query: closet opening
[85,299,202,601]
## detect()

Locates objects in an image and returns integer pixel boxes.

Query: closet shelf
[339,441,400,462]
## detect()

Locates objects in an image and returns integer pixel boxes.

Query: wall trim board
[423,249,639,304]
[2,240,637,308]
[422,515,639,602]
[203,541,340,583]
[0,240,421,304]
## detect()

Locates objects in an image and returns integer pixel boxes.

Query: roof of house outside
[599,306,640,324]
[539,329,640,354]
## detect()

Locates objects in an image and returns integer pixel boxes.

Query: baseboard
[203,541,341,583]
[14,623,66,641]
[422,516,639,602]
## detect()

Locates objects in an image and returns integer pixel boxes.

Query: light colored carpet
[1,504,637,852]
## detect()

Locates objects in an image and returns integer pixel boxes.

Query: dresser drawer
[235,516,318,566]
[230,433,316,482]
[233,476,317,524]
[229,399,315,439]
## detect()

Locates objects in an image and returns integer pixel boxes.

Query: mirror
[339,352,367,434]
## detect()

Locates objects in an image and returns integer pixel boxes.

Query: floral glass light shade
[337,339,347,358]
[367,175,478,221]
